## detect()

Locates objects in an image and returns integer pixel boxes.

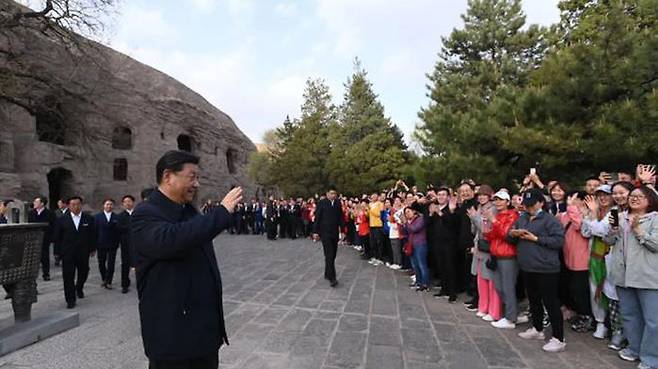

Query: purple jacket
[405,215,427,247]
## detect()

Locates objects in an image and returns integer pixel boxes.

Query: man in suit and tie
[313,186,344,288]
[28,196,56,281]
[130,150,242,369]
[52,196,97,308]
[95,199,121,289]
[53,198,68,266]
[117,195,135,293]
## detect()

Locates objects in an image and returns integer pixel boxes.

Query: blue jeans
[411,244,429,287]
[617,287,658,367]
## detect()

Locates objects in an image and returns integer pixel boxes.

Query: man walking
[95,199,121,289]
[313,186,344,287]
[130,150,242,369]
[27,196,56,281]
[52,196,97,308]
[117,195,135,293]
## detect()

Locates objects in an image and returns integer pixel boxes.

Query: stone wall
[0,3,256,211]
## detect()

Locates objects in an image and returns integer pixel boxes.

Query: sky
[50,0,563,144]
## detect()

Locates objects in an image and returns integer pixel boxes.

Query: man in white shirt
[52,196,97,308]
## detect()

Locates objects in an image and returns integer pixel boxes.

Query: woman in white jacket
[605,186,658,369]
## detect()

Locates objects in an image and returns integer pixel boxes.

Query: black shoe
[121,287,129,294]
[43,275,51,281]
[465,303,477,312]
[330,280,338,288]
[416,286,429,292]
[76,290,84,299]
[105,283,113,290]
[448,295,458,304]
[463,298,476,306]
[66,302,76,309]
[434,289,448,298]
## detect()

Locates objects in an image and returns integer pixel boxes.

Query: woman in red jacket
[486,190,521,329]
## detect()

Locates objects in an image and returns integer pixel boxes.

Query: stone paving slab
[0,234,638,369]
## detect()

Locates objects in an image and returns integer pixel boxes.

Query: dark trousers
[266,221,277,240]
[438,246,456,296]
[120,241,132,289]
[149,352,218,369]
[62,251,90,303]
[524,271,564,341]
[322,235,338,282]
[369,227,384,260]
[567,269,592,316]
[98,247,118,284]
[41,242,51,277]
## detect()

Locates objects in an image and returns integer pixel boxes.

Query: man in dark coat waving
[312,185,344,287]
[130,150,242,369]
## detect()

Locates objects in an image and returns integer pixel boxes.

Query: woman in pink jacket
[559,191,592,332]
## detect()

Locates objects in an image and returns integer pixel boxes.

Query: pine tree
[414,0,549,187]
[269,78,335,197]
[326,59,409,195]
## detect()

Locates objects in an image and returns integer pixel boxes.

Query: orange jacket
[487,209,520,258]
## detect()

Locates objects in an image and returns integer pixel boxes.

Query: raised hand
[466,206,478,218]
[583,195,598,218]
[221,187,243,213]
[638,164,656,185]
[566,192,579,207]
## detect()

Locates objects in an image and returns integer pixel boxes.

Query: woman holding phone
[605,185,658,368]
[506,188,567,353]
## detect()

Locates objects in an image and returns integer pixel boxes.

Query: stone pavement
[0,234,636,369]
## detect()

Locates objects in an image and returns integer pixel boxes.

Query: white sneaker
[518,327,545,340]
[593,323,608,340]
[482,314,494,322]
[390,264,401,270]
[542,337,566,353]
[491,318,516,329]
[516,314,529,324]
[368,258,376,265]
[476,311,486,318]
[385,262,391,267]
[410,275,416,281]
[374,259,383,265]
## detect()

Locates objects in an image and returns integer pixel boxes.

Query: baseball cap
[521,188,545,207]
[595,184,612,194]
[493,190,511,202]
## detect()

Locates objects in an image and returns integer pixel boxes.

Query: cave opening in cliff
[177,134,193,152]
[113,158,128,181]
[36,104,67,145]
[226,148,238,174]
[47,168,74,210]
[112,126,132,150]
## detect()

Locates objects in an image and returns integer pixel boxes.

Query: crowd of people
[2,161,657,367]
[0,191,152,309]
[223,164,657,366]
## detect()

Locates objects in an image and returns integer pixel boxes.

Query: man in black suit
[52,196,97,308]
[27,196,56,281]
[117,195,135,293]
[130,150,242,369]
[53,198,68,266]
[313,186,344,287]
[95,199,121,289]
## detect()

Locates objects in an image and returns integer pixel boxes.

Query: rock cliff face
[0,1,255,209]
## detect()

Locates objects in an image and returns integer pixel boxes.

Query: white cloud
[274,2,299,17]
[186,0,220,12]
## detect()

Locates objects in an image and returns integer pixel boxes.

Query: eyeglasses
[629,194,646,200]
